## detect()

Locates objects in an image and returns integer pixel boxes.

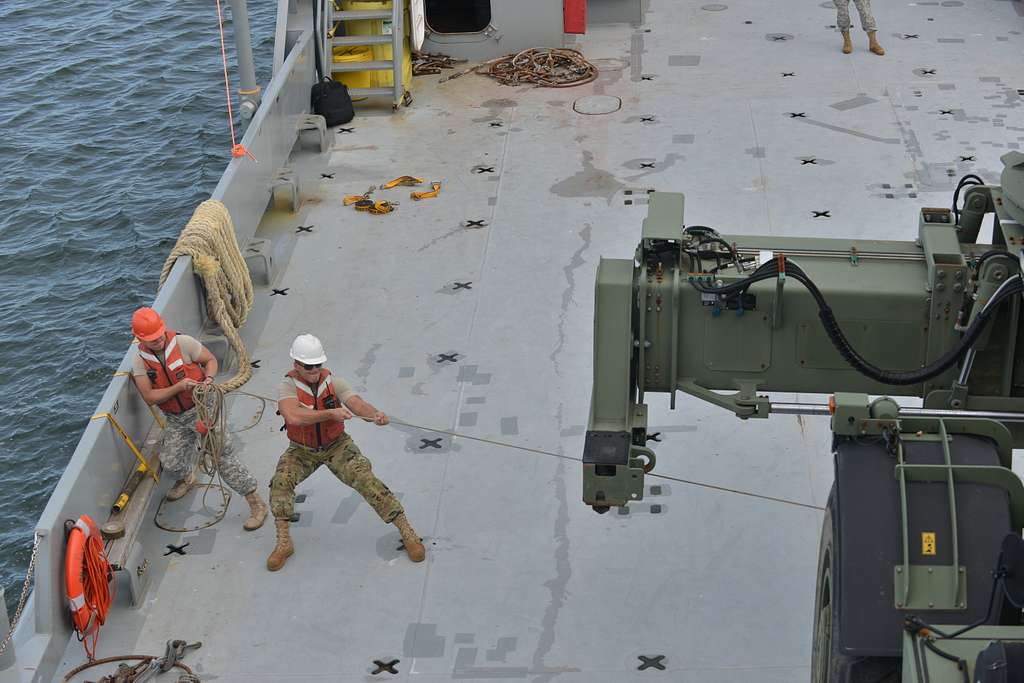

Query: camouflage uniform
[159,405,258,495]
[835,0,876,32]
[269,433,403,522]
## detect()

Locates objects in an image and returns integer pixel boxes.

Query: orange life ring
[64,515,110,638]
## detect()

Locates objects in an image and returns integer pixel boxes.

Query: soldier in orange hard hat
[130,307,268,530]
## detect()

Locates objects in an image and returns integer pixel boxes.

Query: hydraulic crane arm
[584,151,1024,512]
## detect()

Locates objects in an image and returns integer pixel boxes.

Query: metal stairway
[327,1,406,109]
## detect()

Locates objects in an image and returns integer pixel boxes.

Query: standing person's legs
[325,436,404,523]
[158,410,201,500]
[853,0,876,32]
[834,0,854,53]
[215,434,267,529]
[326,435,425,562]
[267,446,322,570]
[853,0,885,54]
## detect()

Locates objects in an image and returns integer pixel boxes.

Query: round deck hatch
[573,95,622,115]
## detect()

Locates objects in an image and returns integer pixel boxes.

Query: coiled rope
[474,48,598,88]
[158,200,253,392]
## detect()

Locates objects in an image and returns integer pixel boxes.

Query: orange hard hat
[132,307,165,342]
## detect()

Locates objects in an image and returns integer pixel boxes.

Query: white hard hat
[289,334,327,364]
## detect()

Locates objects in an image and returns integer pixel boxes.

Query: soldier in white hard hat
[266,334,425,571]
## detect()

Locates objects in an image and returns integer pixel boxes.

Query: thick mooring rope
[158,200,253,392]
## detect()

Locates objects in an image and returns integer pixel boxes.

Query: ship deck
[57,0,1024,680]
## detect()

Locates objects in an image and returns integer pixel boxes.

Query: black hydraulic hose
[952,173,984,224]
[801,266,1019,385]
[921,639,971,683]
[975,248,1018,270]
[688,259,1022,386]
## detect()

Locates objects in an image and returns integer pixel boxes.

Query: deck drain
[573,95,622,115]
[701,3,727,10]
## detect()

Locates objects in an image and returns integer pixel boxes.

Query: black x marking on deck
[638,655,666,671]
[939,110,954,115]
[489,121,503,127]
[296,225,314,233]
[813,210,831,218]
[801,158,817,165]
[453,281,472,290]
[646,432,662,443]
[320,172,335,179]
[251,359,261,369]
[464,219,487,228]
[419,438,443,450]
[903,34,919,39]
[437,353,459,363]
[960,156,975,162]
[781,72,795,77]
[921,69,936,75]
[164,542,190,556]
[475,166,495,174]
[788,112,806,118]
[771,35,789,41]
[372,659,400,674]
[640,163,656,168]
[641,74,656,81]
[640,116,655,122]
[271,288,289,296]
[338,127,354,133]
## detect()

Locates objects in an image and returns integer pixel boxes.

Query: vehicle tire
[811,485,901,683]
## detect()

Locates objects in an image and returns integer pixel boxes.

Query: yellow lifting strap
[381,175,423,189]
[411,181,442,200]
[90,413,160,483]
[366,200,397,214]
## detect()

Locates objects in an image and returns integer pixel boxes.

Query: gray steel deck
[53,0,1024,680]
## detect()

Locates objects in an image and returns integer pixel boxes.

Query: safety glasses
[299,362,322,371]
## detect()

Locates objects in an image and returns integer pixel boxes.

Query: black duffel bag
[311,78,354,126]
[310,0,354,125]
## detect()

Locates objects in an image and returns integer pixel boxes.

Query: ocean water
[0,0,276,614]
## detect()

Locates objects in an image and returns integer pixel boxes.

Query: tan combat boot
[868,31,885,55]
[243,491,268,531]
[266,518,294,571]
[165,471,196,502]
[393,513,426,562]
[841,31,852,54]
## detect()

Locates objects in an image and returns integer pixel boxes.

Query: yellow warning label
[922,532,937,556]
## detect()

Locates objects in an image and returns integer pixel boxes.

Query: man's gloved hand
[373,411,389,426]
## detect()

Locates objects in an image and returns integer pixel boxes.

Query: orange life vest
[284,368,346,449]
[137,330,205,414]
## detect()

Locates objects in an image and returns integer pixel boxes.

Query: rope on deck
[159,199,253,392]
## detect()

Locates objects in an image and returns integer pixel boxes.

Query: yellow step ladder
[327,1,409,109]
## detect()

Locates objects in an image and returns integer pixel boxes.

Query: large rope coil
[158,200,253,392]
[474,48,598,88]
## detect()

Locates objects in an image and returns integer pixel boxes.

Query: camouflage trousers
[269,434,404,523]
[159,407,258,495]
[835,0,876,32]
